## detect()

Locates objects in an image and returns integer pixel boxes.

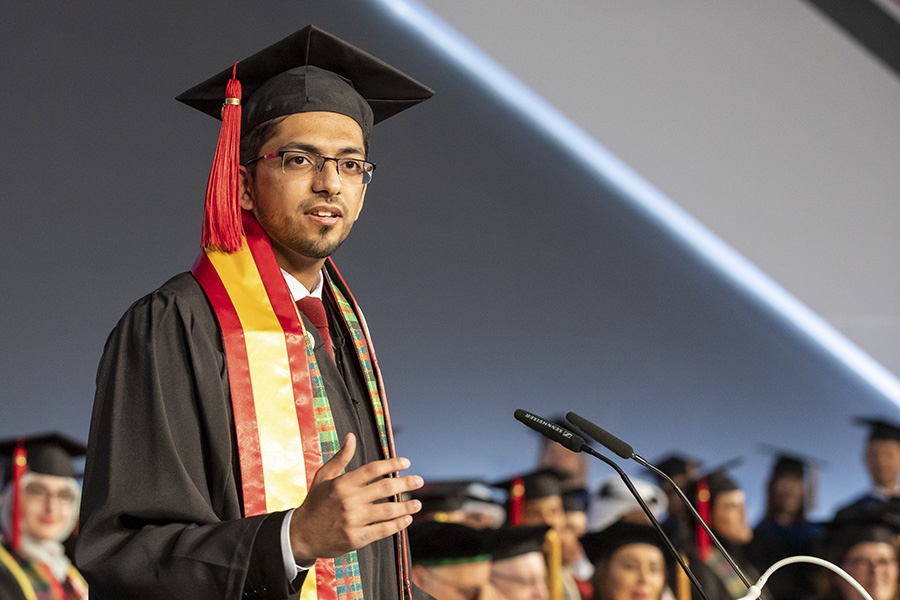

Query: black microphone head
[514,409,585,453]
[566,412,634,459]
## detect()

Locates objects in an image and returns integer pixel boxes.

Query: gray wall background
[2,0,899,521]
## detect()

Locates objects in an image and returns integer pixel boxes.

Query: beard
[288,223,349,259]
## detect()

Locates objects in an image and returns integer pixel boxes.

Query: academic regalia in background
[75,25,434,600]
[407,479,506,529]
[561,488,593,599]
[490,525,553,600]
[0,434,88,600]
[749,452,823,600]
[654,454,699,551]
[834,418,900,518]
[408,521,498,600]
[683,470,769,600]
[581,521,672,600]
[811,505,900,600]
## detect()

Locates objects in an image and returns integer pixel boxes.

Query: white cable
[736,555,875,600]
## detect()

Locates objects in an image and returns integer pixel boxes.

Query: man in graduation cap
[77,25,434,600]
[0,433,88,600]
[834,417,900,517]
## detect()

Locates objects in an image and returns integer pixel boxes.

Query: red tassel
[696,477,711,562]
[510,477,525,526]
[202,61,244,252]
[11,439,27,549]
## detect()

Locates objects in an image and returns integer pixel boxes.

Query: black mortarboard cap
[580,521,668,564]
[490,525,551,561]
[493,467,572,501]
[855,417,900,443]
[407,521,493,566]
[685,465,742,511]
[176,25,435,141]
[655,454,699,479]
[0,432,87,484]
[410,479,502,515]
[824,503,900,563]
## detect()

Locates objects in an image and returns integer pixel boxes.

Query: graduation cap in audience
[489,525,552,561]
[654,453,700,482]
[0,433,87,484]
[174,25,435,251]
[823,504,900,564]
[0,432,87,549]
[759,445,823,513]
[580,521,669,565]
[684,459,743,561]
[408,479,506,528]
[855,417,900,444]
[492,467,572,525]
[407,521,494,566]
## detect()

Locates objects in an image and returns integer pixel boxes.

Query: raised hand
[289,433,424,560]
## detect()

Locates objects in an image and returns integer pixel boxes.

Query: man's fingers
[341,455,415,487]
[354,515,415,548]
[315,433,357,481]
[358,474,424,504]
[364,498,422,525]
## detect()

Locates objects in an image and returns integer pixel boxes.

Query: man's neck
[273,250,326,292]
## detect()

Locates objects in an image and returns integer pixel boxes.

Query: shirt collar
[281,268,323,301]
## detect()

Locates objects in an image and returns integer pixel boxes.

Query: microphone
[514,409,585,452]
[566,411,752,588]
[514,409,711,600]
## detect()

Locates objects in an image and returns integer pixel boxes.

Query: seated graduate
[408,521,502,600]
[562,488,594,599]
[814,506,900,600]
[0,434,88,600]
[493,468,581,600]
[683,469,769,600]
[490,525,553,600]
[581,521,669,600]
[749,452,823,600]
[835,418,900,516]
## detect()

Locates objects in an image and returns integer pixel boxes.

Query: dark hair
[240,116,288,174]
[763,472,805,523]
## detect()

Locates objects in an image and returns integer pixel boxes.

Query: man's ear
[239,166,254,210]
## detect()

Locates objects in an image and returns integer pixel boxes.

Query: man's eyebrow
[280,141,366,157]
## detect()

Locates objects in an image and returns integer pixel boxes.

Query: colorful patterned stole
[0,544,88,600]
[192,211,411,600]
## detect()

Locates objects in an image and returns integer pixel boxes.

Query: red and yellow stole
[192,211,411,600]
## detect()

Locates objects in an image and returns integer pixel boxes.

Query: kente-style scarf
[192,211,410,600]
[0,543,88,600]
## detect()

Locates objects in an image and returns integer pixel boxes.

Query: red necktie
[296,297,333,359]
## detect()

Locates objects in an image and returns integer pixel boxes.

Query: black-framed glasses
[244,150,376,185]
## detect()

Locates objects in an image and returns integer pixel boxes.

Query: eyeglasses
[243,150,376,185]
[844,557,898,571]
[24,484,76,504]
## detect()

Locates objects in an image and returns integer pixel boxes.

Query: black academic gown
[76,272,408,600]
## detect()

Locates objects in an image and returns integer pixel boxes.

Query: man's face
[522,495,565,531]
[865,440,900,489]
[491,552,549,600]
[710,490,752,545]
[240,111,367,267]
[21,473,78,542]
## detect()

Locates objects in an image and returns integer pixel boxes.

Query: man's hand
[289,433,424,560]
